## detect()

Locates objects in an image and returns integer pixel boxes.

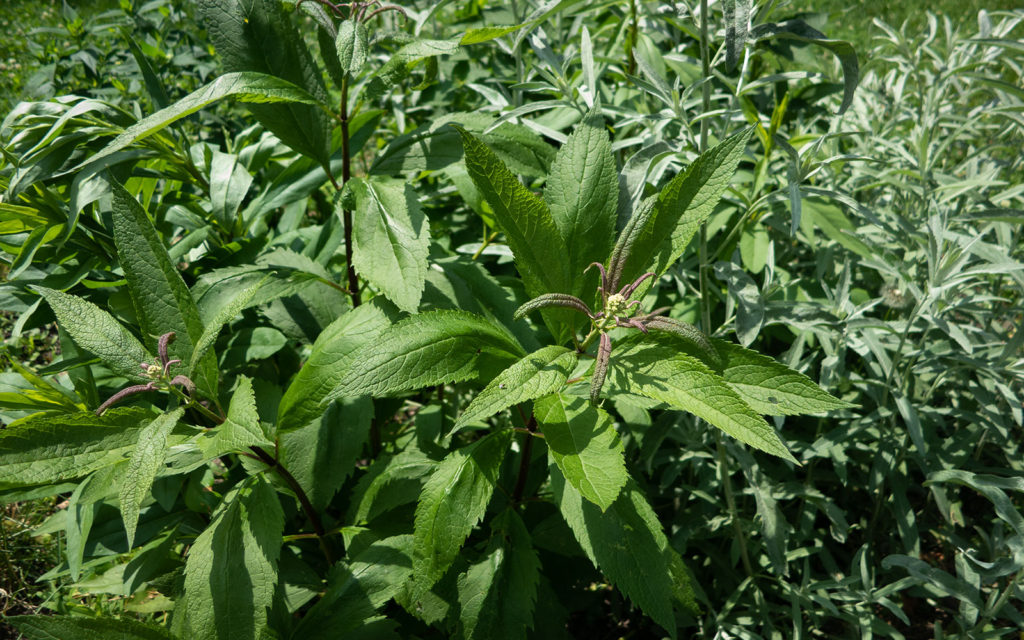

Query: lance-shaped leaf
[749,19,859,114]
[69,72,325,176]
[350,176,431,313]
[0,408,154,489]
[535,393,627,511]
[543,109,618,296]
[454,346,577,432]
[34,286,153,382]
[188,277,266,375]
[335,19,369,77]
[183,475,284,640]
[198,377,273,459]
[613,128,752,288]
[456,511,540,640]
[456,127,569,297]
[723,0,752,70]
[111,181,217,397]
[200,0,332,166]
[7,615,175,640]
[120,408,184,548]
[412,429,512,596]
[291,535,414,639]
[347,449,435,525]
[610,334,797,462]
[325,310,525,402]
[550,470,696,637]
[713,338,855,415]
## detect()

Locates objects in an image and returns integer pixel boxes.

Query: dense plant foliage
[1,1,1022,638]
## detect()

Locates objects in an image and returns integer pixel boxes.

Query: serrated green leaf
[336,19,368,76]
[455,346,577,432]
[291,535,414,639]
[347,449,436,525]
[550,470,688,637]
[189,277,266,375]
[535,393,627,511]
[184,475,283,640]
[325,310,525,402]
[0,408,154,489]
[120,407,184,548]
[412,429,512,595]
[365,39,460,100]
[456,511,540,640]
[610,334,797,462]
[456,127,570,297]
[111,181,217,397]
[713,339,855,415]
[615,128,752,287]
[278,300,399,430]
[200,0,332,165]
[460,24,526,45]
[6,615,174,640]
[34,286,153,382]
[544,109,618,296]
[71,72,325,176]
[198,377,272,459]
[350,176,430,313]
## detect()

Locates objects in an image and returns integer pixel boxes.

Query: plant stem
[697,0,713,335]
[340,74,361,308]
[248,446,335,565]
[512,416,537,504]
[471,231,500,260]
[716,433,754,578]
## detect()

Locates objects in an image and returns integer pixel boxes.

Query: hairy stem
[340,74,361,308]
[698,0,713,336]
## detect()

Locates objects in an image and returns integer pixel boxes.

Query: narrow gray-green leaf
[184,475,284,640]
[723,0,751,70]
[550,471,685,636]
[749,19,859,113]
[610,335,797,462]
[543,109,618,296]
[120,408,184,548]
[34,286,153,382]
[412,429,512,595]
[535,393,627,511]
[350,176,430,313]
[70,72,324,175]
[325,310,525,402]
[198,377,273,459]
[713,339,855,415]
[0,408,154,489]
[455,346,577,432]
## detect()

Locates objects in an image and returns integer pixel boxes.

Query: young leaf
[197,377,272,459]
[550,470,693,636]
[335,19,369,76]
[614,127,752,287]
[456,511,540,640]
[454,346,577,432]
[610,334,797,462]
[412,429,512,596]
[120,407,185,548]
[111,181,217,396]
[543,109,618,296]
[199,0,333,166]
[34,286,153,382]
[290,535,414,639]
[183,475,284,640]
[325,310,525,402]
[456,127,570,297]
[6,615,174,640]
[534,393,628,511]
[0,408,154,489]
[349,176,431,313]
[713,338,855,415]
